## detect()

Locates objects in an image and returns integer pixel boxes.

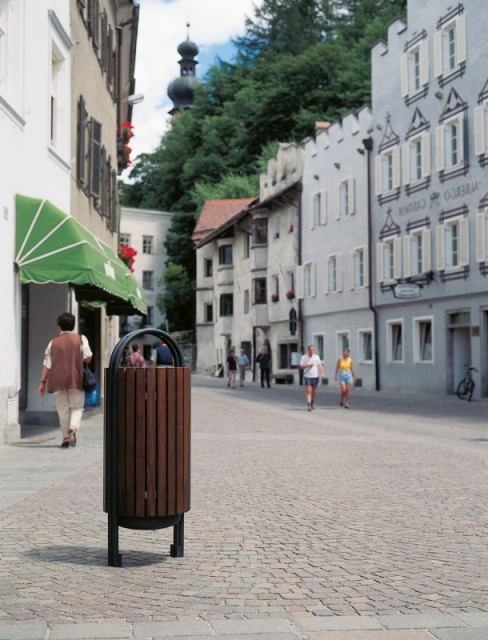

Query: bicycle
[456,365,478,401]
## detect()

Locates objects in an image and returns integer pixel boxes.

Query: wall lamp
[127,93,144,105]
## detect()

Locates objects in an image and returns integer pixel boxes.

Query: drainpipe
[363,137,380,391]
[297,182,304,356]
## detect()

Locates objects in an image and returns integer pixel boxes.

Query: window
[218,244,233,266]
[303,262,316,298]
[436,218,469,271]
[337,333,349,355]
[324,255,342,294]
[335,178,355,218]
[119,233,131,246]
[359,330,373,363]
[204,258,213,277]
[434,14,466,84]
[402,133,431,186]
[244,233,250,259]
[376,238,401,283]
[142,271,154,290]
[252,218,268,244]
[204,303,213,323]
[314,335,324,361]
[253,278,267,304]
[142,236,154,255]
[146,306,153,326]
[404,228,431,277]
[243,289,249,314]
[219,294,233,316]
[349,247,368,289]
[375,148,400,197]
[271,275,279,300]
[435,110,466,179]
[48,12,72,160]
[401,40,429,101]
[310,190,327,228]
[89,118,102,198]
[273,216,280,239]
[388,320,403,363]
[278,342,299,369]
[414,317,433,363]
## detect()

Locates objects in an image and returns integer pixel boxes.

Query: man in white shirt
[299,345,325,411]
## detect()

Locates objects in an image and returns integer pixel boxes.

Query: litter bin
[104,329,191,567]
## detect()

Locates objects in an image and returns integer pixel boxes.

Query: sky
[125,0,263,176]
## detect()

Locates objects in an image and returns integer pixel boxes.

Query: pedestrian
[300,345,325,411]
[38,312,93,448]
[128,343,146,367]
[226,348,238,388]
[256,345,271,388]
[236,347,250,387]
[334,347,356,409]
[151,338,173,367]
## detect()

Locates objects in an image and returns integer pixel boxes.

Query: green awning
[15,194,147,315]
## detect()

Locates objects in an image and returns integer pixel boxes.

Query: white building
[300,109,377,389]
[2,1,144,443]
[120,206,173,361]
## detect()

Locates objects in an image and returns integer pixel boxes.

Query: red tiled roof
[192,198,255,245]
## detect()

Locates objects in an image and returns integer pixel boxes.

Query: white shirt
[300,353,322,378]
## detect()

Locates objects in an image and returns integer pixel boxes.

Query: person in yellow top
[334,347,356,409]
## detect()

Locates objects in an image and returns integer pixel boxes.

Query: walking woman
[334,347,356,409]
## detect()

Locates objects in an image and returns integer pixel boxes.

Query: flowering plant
[286,289,295,300]
[118,244,137,272]
[271,293,279,302]
[118,121,134,170]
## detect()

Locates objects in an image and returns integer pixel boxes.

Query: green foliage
[157,263,195,331]
[121,0,407,331]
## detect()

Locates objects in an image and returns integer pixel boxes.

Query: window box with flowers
[271,293,279,303]
[286,290,295,300]
[117,121,134,172]
[118,243,137,272]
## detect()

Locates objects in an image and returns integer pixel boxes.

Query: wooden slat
[156,368,168,515]
[116,369,127,515]
[166,369,177,515]
[183,368,191,512]
[134,368,147,517]
[176,368,185,514]
[145,368,157,516]
[124,367,136,516]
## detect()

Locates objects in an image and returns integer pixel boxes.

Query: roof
[192,198,255,247]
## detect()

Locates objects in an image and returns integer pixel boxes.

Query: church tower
[167,25,201,116]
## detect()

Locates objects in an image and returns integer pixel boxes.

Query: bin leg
[170,514,184,558]
[108,512,122,567]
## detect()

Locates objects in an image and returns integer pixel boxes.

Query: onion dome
[167,25,201,115]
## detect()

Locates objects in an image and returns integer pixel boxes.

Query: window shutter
[310,262,316,297]
[295,265,304,299]
[393,237,402,279]
[459,218,469,267]
[435,126,445,172]
[400,54,408,97]
[392,147,400,189]
[347,178,355,215]
[436,225,445,271]
[110,168,117,231]
[402,143,410,185]
[434,30,443,77]
[420,40,429,86]
[422,229,431,272]
[76,96,87,184]
[334,184,340,219]
[375,156,382,196]
[348,252,354,290]
[323,259,329,295]
[403,235,411,278]
[474,106,485,157]
[320,190,327,225]
[309,195,315,229]
[376,242,384,283]
[363,247,369,288]
[336,255,343,292]
[422,132,431,178]
[476,214,485,263]
[456,15,467,65]
[90,118,102,198]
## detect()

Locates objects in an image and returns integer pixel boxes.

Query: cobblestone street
[1,376,488,639]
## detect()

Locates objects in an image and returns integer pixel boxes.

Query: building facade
[371,0,488,398]
[2,0,143,443]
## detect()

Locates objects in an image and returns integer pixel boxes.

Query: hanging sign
[393,283,421,299]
